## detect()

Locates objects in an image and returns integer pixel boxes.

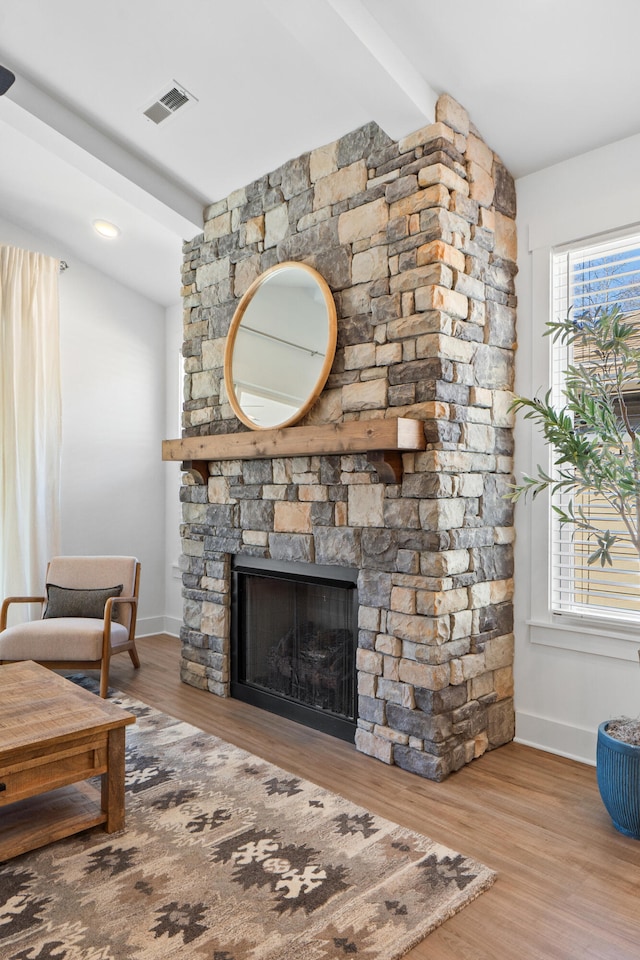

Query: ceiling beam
[266,0,437,140]
[2,72,204,237]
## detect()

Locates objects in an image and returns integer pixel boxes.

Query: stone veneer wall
[179,94,517,781]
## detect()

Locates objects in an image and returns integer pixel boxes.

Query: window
[550,232,640,624]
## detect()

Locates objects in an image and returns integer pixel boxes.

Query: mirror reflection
[224,262,337,430]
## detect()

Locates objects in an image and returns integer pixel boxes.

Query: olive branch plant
[509,305,640,569]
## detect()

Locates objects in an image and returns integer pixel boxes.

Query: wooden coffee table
[0,660,135,862]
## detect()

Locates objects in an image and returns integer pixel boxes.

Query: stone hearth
[177,93,517,781]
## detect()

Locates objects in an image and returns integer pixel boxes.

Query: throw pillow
[43,583,123,620]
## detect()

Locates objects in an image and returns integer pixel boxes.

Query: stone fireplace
[171,93,517,781]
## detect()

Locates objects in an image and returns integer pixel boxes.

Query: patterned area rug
[0,686,496,959]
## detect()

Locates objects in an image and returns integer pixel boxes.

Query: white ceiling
[1,0,639,307]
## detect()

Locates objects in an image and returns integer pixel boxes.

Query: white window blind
[550,232,640,623]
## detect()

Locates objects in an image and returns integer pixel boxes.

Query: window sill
[528,619,640,661]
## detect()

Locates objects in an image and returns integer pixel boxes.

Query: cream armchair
[0,556,141,697]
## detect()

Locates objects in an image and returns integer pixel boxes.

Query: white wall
[0,216,175,635]
[164,300,184,635]
[514,133,640,764]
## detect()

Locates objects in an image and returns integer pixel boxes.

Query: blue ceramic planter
[596,721,640,839]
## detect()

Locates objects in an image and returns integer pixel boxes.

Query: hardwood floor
[108,634,640,959]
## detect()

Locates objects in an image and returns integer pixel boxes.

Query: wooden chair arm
[102,595,139,660]
[1,596,46,631]
[104,595,137,620]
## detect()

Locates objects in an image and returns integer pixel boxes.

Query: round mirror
[224,261,337,430]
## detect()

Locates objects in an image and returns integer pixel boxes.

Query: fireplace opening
[231,556,358,741]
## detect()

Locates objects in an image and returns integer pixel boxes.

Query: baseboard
[136,616,180,638]
[162,616,181,638]
[515,711,596,766]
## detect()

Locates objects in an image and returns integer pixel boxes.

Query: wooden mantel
[162,418,426,483]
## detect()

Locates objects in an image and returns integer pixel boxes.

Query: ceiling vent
[0,64,15,96]
[143,81,197,125]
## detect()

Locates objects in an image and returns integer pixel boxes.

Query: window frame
[523,231,640,662]
[549,234,640,625]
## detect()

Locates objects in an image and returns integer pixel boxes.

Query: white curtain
[0,245,61,607]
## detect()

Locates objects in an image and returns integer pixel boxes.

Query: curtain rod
[59,260,69,273]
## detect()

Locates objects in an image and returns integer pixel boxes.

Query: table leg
[101,727,126,832]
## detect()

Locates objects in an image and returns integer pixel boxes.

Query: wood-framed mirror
[224,261,337,430]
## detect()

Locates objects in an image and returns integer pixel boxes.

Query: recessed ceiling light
[93,219,121,239]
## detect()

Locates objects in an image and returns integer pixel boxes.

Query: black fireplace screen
[231,558,358,740]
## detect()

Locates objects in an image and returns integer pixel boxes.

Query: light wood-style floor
[107,635,640,960]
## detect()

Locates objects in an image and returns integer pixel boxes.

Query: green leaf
[511,306,640,566]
